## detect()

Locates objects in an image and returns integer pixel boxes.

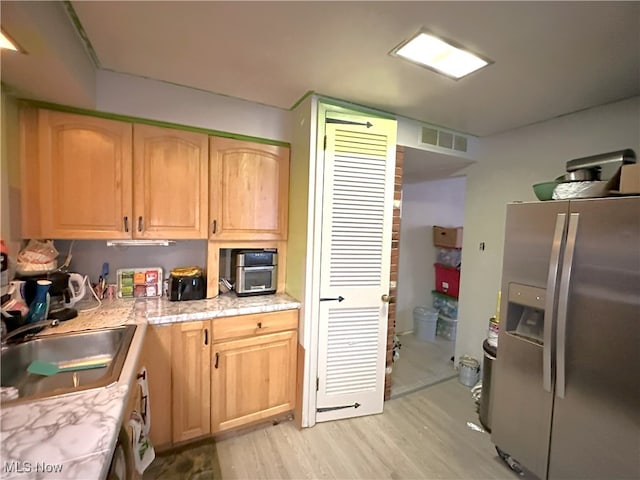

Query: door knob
[381,294,395,304]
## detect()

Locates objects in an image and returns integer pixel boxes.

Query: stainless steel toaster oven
[234,250,277,296]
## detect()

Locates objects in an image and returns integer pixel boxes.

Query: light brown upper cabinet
[24,109,134,239]
[209,137,289,240]
[133,124,208,239]
[20,109,208,239]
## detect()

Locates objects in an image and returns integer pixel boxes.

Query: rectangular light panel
[392,31,490,79]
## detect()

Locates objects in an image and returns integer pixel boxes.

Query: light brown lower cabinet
[172,320,212,443]
[144,310,298,448]
[141,325,173,450]
[211,329,297,433]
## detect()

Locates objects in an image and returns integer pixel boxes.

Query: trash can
[413,307,438,342]
[479,339,497,432]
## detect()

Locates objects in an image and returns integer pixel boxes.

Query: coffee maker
[21,272,78,321]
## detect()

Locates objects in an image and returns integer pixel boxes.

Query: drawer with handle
[212,309,298,341]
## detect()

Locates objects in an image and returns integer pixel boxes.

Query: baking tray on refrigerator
[116,267,163,298]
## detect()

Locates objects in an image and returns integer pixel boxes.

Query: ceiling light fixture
[0,29,22,52]
[390,30,491,79]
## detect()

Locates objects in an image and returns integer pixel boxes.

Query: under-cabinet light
[390,30,491,79]
[106,240,175,247]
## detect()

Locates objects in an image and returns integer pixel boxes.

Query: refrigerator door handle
[543,213,567,393]
[556,212,580,399]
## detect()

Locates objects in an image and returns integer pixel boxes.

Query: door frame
[302,101,397,427]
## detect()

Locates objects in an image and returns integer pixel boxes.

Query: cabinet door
[141,325,173,451]
[38,110,133,239]
[133,124,208,239]
[122,356,145,480]
[209,137,289,240]
[211,330,297,433]
[172,321,211,443]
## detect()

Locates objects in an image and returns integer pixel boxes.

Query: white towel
[129,366,155,474]
[129,411,155,474]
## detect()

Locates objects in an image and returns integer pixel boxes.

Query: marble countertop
[0,317,146,480]
[142,291,301,325]
[0,292,300,479]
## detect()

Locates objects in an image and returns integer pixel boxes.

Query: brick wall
[384,146,404,400]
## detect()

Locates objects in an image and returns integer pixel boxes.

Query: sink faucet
[0,319,60,346]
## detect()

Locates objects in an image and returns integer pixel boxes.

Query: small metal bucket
[458,355,480,387]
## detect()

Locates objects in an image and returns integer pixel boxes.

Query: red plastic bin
[434,263,461,298]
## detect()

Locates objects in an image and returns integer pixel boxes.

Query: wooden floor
[391,332,457,398]
[215,378,516,480]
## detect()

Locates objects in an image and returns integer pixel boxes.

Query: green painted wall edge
[19,99,291,148]
[63,0,101,68]
[289,90,315,111]
[289,90,396,121]
[318,95,397,120]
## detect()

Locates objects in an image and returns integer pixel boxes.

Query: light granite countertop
[0,292,300,479]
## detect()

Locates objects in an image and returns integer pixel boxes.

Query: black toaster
[168,266,206,301]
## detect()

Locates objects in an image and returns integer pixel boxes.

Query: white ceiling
[402,147,474,184]
[67,0,640,137]
[1,1,639,182]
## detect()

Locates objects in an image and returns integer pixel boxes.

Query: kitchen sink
[0,325,137,404]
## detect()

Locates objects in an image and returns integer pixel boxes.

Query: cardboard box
[433,226,463,248]
[620,163,640,194]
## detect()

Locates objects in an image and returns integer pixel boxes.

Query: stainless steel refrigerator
[491,196,640,480]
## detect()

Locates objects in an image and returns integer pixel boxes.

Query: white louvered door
[316,113,397,422]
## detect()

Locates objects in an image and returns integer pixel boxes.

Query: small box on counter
[620,163,640,194]
[133,271,146,284]
[433,226,463,248]
[117,267,163,298]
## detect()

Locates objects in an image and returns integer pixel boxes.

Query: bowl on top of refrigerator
[532,181,560,201]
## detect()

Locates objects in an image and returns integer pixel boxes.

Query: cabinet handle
[257,322,262,329]
[124,216,129,232]
[214,352,219,369]
[204,328,209,345]
[138,216,143,232]
[212,220,217,234]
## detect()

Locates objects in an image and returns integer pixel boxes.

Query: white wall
[53,240,207,286]
[1,1,96,108]
[286,94,320,428]
[396,176,466,333]
[96,71,292,143]
[455,96,640,363]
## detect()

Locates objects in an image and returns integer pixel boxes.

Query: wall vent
[454,135,468,152]
[420,126,468,153]
[438,131,453,149]
[421,127,438,146]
